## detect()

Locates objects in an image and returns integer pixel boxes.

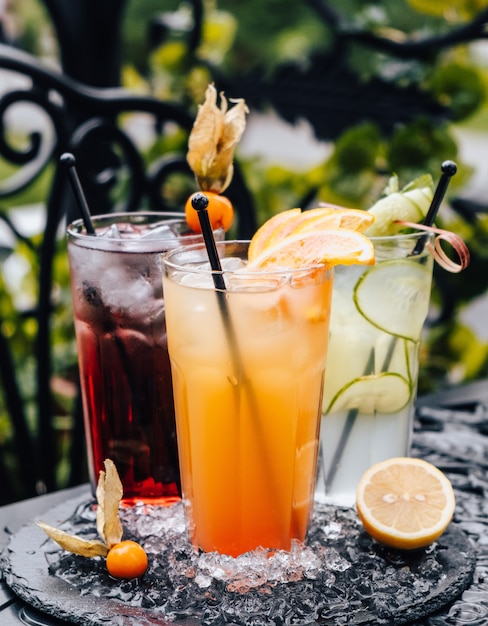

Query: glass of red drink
[67,212,221,504]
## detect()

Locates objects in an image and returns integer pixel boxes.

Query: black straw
[412,160,457,255]
[192,192,244,374]
[60,152,96,236]
[323,348,375,491]
[192,193,226,290]
[191,193,285,519]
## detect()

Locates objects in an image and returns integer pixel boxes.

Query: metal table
[2,380,488,625]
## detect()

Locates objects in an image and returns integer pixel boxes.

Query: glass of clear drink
[163,240,333,556]
[315,231,435,507]
[67,213,222,504]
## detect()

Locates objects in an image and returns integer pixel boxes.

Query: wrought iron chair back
[0,42,256,504]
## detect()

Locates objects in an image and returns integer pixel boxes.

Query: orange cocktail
[163,241,333,556]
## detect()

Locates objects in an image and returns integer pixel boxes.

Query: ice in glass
[67,213,221,504]
[316,231,434,507]
[163,241,333,556]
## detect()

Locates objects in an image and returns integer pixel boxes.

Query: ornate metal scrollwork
[0,34,256,503]
[0,87,60,196]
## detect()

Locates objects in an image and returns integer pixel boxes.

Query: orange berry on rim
[106,540,148,579]
[185,191,234,233]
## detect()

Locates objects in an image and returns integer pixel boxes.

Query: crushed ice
[42,497,471,626]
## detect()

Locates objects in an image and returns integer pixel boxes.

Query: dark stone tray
[3,493,475,626]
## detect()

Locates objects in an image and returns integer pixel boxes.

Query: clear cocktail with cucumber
[315,176,436,507]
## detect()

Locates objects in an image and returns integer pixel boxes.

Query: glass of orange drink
[162,240,333,556]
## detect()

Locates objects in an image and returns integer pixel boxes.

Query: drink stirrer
[190,192,246,379]
[60,152,96,236]
[191,192,284,518]
[379,160,457,373]
[323,161,457,494]
[60,152,148,442]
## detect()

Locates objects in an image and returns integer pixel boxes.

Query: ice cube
[99,266,153,314]
[177,270,217,289]
[321,521,342,539]
[220,257,246,271]
[99,223,122,239]
[139,222,180,241]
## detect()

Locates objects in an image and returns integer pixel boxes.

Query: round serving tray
[3,493,475,626]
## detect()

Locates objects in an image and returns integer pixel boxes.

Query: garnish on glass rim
[364,174,435,237]
[187,82,249,194]
[37,459,147,579]
[396,221,470,273]
[185,83,248,232]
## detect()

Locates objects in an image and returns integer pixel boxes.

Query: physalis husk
[187,82,248,194]
[37,459,123,558]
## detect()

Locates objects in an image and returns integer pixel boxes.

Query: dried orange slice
[247,229,375,269]
[356,457,456,550]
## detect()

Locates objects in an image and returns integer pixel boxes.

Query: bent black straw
[60,152,96,236]
[324,161,457,494]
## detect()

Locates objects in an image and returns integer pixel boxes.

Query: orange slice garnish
[248,207,376,264]
[247,229,375,269]
[247,209,302,262]
[248,207,341,261]
[356,457,456,550]
[292,208,375,235]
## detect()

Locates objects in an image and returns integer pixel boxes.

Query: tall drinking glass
[315,231,434,507]
[163,241,333,556]
[67,212,222,504]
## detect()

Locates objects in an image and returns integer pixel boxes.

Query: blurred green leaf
[428,62,487,121]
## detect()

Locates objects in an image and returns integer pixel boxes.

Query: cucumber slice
[353,260,432,341]
[364,175,433,237]
[365,194,425,236]
[325,372,412,415]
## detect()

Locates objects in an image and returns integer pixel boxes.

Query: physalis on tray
[37,459,147,579]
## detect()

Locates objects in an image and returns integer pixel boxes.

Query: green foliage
[11,0,54,56]
[217,0,326,71]
[317,123,384,207]
[387,119,459,179]
[0,227,78,500]
[428,61,487,121]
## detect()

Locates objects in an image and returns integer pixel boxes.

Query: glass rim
[162,239,334,278]
[67,211,224,252]
[369,230,436,243]
[67,211,188,236]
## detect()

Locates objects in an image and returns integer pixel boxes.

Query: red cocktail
[67,213,219,503]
